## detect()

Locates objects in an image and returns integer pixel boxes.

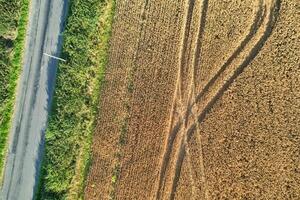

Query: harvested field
[86,0,300,199]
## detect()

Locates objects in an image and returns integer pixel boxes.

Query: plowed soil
[85,0,300,199]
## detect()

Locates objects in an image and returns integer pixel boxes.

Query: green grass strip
[38,0,115,199]
[0,0,30,180]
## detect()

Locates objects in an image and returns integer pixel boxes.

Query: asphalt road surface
[1,0,68,199]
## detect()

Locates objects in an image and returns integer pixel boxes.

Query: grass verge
[37,0,115,199]
[0,0,30,179]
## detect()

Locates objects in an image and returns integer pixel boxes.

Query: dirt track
[85,0,300,199]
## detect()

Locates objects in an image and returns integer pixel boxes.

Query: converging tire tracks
[153,0,209,199]
[153,0,197,198]
[154,0,281,199]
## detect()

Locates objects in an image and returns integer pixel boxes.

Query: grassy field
[0,0,29,178]
[37,0,115,199]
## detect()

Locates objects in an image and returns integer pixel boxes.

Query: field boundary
[67,1,116,199]
[37,0,116,199]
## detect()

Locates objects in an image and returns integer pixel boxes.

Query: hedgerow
[38,0,115,199]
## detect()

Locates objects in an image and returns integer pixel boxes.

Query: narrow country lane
[1,0,68,199]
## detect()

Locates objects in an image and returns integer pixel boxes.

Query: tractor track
[154,0,280,199]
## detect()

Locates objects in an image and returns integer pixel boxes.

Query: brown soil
[85,0,300,199]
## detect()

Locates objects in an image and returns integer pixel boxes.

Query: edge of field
[37,0,116,199]
[0,0,30,182]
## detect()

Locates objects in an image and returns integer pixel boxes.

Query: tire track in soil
[193,0,265,106]
[153,0,197,198]
[187,0,280,142]
[154,0,281,199]
[169,0,209,199]
[167,0,266,142]
[180,3,265,198]
[154,0,208,198]
[181,0,280,197]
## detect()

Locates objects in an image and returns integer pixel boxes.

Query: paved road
[1,0,68,199]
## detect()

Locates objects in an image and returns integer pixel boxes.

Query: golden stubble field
[85,0,300,199]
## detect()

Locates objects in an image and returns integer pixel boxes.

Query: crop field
[85,0,300,199]
[0,0,29,177]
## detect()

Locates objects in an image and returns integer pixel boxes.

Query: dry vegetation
[86,0,299,199]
